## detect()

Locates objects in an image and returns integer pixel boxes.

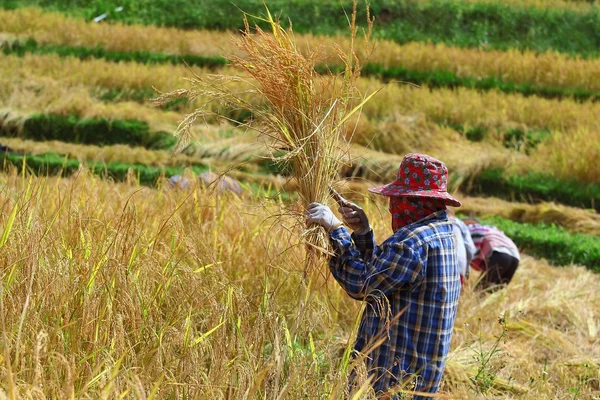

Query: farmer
[462,217,520,291]
[448,210,476,285]
[306,153,462,399]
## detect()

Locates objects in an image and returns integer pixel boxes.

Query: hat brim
[368,183,462,207]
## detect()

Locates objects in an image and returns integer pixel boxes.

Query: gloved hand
[305,203,342,232]
[330,191,371,235]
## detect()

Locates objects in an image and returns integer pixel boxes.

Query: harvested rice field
[0,1,599,399]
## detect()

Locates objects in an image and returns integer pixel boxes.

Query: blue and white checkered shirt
[329,210,461,398]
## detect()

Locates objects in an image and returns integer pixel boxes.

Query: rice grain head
[154,1,379,275]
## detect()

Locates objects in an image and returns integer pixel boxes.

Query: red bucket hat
[368,153,461,207]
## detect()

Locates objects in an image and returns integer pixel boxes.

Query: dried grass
[528,127,600,183]
[2,32,599,183]
[178,123,514,185]
[458,195,600,236]
[450,255,600,399]
[0,92,230,145]
[0,171,598,399]
[0,52,187,92]
[358,80,600,134]
[0,7,233,57]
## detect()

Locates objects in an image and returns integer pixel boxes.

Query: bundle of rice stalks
[154,2,380,272]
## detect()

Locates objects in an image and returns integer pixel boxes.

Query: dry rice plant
[0,86,180,130]
[3,51,600,135]
[0,53,260,117]
[451,255,600,399]
[528,127,600,183]
[154,3,380,269]
[0,170,354,399]
[0,7,234,58]
[0,52,192,92]
[346,115,518,176]
[179,122,514,185]
[0,81,232,142]
[0,137,213,167]
[360,41,600,91]
[3,52,600,183]
[357,78,600,134]
[4,7,600,91]
[458,195,600,236]
[0,170,599,398]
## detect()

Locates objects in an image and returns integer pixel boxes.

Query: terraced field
[0,1,599,398]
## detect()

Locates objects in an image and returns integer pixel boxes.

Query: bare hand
[328,186,371,235]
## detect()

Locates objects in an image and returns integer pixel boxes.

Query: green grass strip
[1,152,207,186]
[0,113,177,149]
[443,124,551,152]
[5,39,600,102]
[475,215,600,271]
[0,151,291,199]
[467,168,600,212]
[3,0,600,57]
[355,64,600,102]
[1,38,227,69]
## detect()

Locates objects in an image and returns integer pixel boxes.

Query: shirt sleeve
[328,227,423,300]
[351,229,375,260]
[458,220,477,264]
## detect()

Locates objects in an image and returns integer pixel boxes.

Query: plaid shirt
[329,210,461,398]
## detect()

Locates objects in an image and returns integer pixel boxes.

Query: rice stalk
[154,1,379,274]
[1,168,600,398]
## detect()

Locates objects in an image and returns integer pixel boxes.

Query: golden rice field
[3,8,600,91]
[4,51,600,134]
[3,50,600,182]
[183,129,516,183]
[0,137,207,167]
[1,2,600,399]
[0,172,598,399]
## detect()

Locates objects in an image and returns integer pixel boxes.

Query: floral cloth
[369,153,461,207]
[389,196,447,232]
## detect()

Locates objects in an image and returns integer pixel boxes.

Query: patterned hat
[368,153,461,207]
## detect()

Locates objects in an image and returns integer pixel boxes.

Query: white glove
[305,203,342,232]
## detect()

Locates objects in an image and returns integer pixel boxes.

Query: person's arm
[351,229,375,260]
[329,227,423,300]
